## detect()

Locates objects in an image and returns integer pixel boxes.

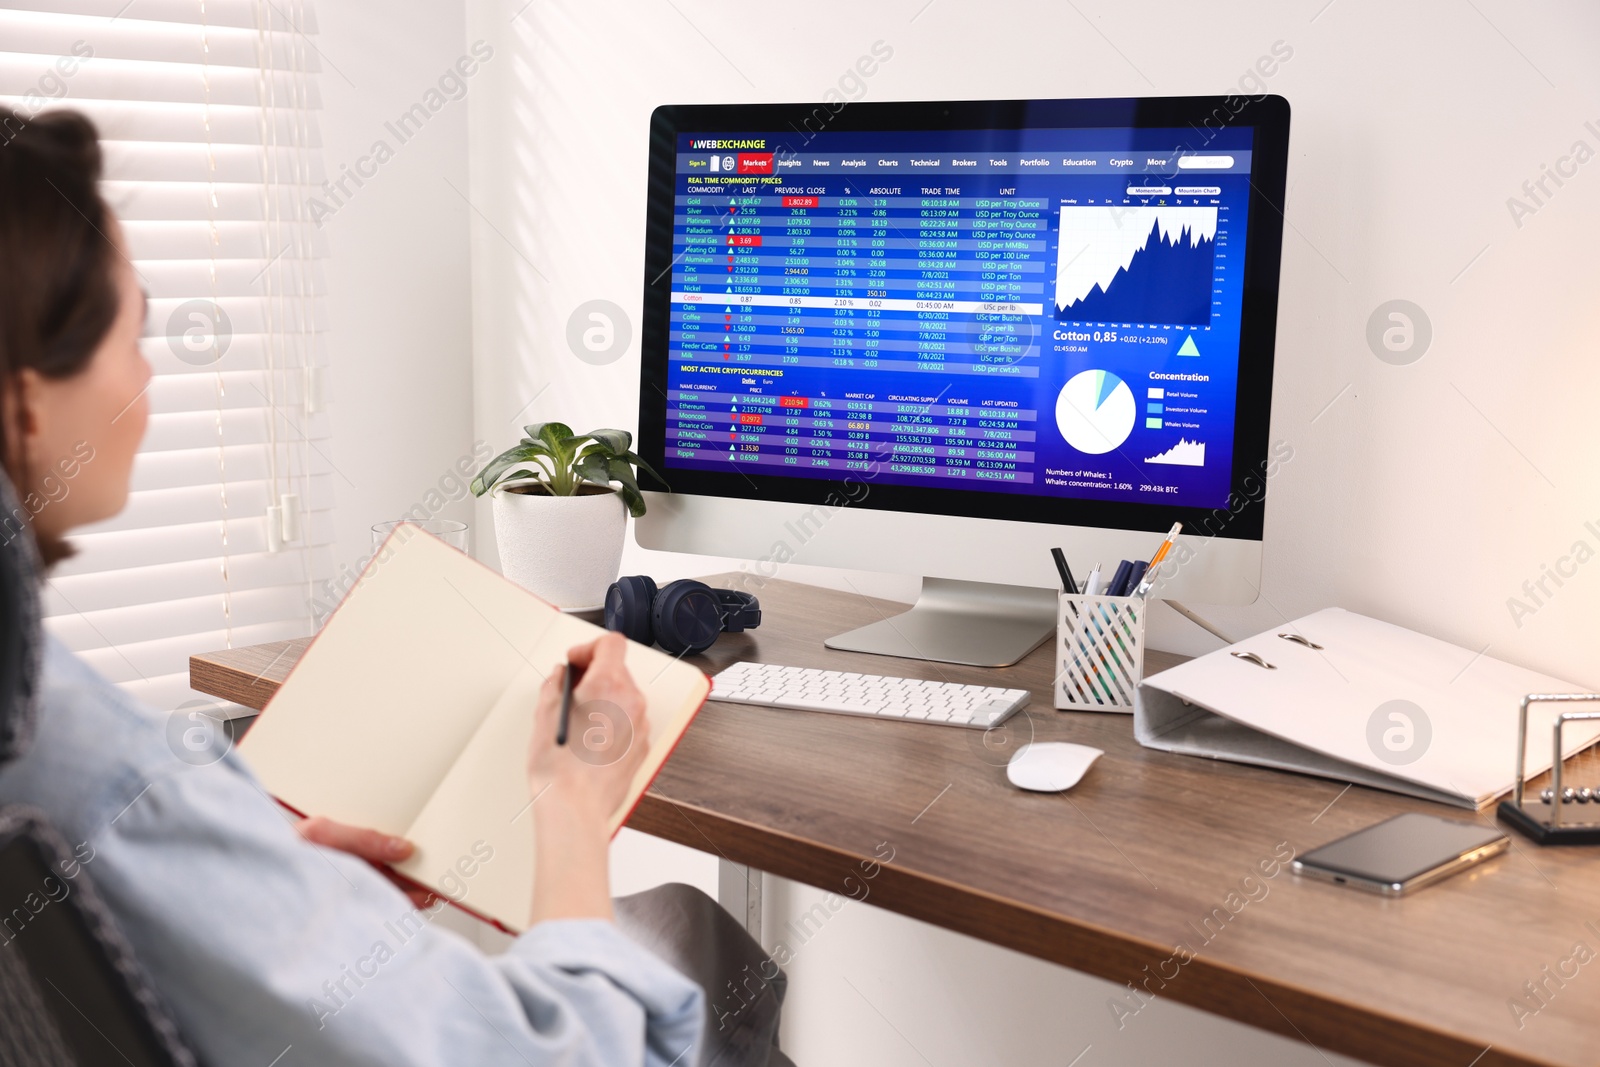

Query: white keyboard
[711,662,1029,730]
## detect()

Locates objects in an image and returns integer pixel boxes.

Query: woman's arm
[25,630,701,1066]
[93,759,702,1067]
[527,632,652,924]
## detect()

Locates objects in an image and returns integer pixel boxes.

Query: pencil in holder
[1055,594,1147,712]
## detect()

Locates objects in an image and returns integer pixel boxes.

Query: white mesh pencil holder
[1055,594,1147,712]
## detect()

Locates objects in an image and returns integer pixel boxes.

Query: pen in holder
[1055,593,1146,712]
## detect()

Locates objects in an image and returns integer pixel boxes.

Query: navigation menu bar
[678,151,1252,177]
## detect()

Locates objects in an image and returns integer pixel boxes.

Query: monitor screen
[640,98,1289,540]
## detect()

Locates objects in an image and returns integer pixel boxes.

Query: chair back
[0,476,198,1066]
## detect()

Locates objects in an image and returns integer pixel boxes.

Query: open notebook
[237,524,711,932]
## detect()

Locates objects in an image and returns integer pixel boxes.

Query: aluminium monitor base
[823,577,1058,668]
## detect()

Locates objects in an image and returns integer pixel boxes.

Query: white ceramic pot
[491,479,626,610]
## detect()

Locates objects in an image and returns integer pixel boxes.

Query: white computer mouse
[1006,742,1103,793]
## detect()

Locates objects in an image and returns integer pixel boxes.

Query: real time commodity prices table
[666,191,1063,484]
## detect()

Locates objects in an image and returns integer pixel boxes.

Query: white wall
[457,1,1600,1063]
[316,2,478,590]
[313,0,498,948]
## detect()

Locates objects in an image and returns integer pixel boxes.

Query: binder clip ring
[1277,632,1324,650]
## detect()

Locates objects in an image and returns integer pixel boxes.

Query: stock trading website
[662,126,1254,510]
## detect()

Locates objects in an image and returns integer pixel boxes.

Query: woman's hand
[527,631,652,823]
[525,631,652,923]
[295,816,437,909]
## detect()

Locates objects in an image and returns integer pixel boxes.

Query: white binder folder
[1134,608,1598,809]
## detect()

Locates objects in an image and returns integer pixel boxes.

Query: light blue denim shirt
[0,635,705,1066]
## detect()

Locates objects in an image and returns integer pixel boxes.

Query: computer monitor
[636,96,1291,666]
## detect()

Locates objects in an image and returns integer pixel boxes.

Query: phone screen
[1298,813,1505,885]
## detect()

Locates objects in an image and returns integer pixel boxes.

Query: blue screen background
[662,126,1254,510]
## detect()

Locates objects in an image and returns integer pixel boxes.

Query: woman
[0,109,779,1066]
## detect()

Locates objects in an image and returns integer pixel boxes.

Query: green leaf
[499,468,538,487]
[567,438,612,463]
[581,428,632,455]
[470,443,552,496]
[623,450,667,489]
[572,453,612,488]
[495,426,658,507]
[549,425,582,459]
[503,440,556,462]
[537,423,587,492]
[607,456,640,492]
[569,429,632,461]
[618,482,646,518]
[607,457,648,517]
[524,422,573,447]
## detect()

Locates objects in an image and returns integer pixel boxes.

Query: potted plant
[470,422,663,610]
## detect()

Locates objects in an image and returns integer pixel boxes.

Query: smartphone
[1291,813,1509,896]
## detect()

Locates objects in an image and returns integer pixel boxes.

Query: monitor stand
[823,577,1058,668]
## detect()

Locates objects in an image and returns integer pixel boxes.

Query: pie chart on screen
[1056,369,1136,454]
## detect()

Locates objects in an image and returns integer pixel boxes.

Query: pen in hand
[556,662,575,746]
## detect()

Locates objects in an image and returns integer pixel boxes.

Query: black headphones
[603,576,761,656]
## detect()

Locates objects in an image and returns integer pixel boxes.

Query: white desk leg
[717,859,763,942]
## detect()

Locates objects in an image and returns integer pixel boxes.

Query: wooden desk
[191,576,1600,1067]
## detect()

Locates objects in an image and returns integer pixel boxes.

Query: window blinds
[1,0,335,714]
